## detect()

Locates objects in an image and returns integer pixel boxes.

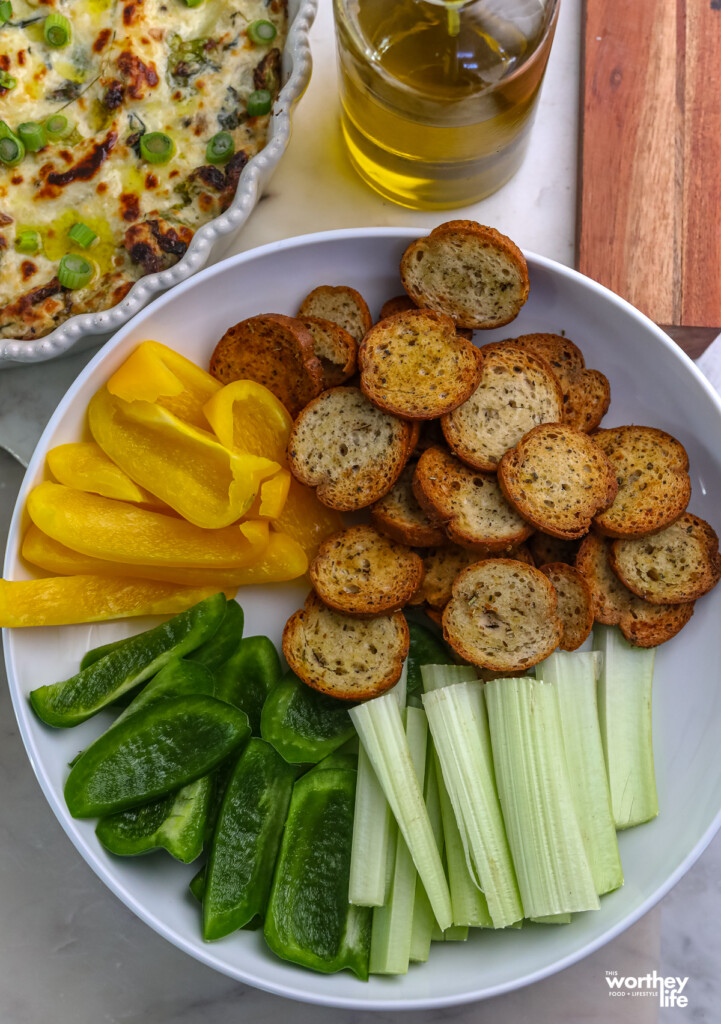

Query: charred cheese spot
[37,133,118,199]
[119,193,141,222]
[21,261,38,281]
[94,29,113,53]
[116,51,159,100]
[123,3,141,26]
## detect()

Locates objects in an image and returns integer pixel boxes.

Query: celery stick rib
[423,681,523,929]
[350,695,452,933]
[485,676,600,918]
[369,708,428,975]
[539,650,623,895]
[593,626,658,829]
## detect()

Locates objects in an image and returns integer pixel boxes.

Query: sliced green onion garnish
[44,113,73,141]
[0,2,12,24]
[44,13,72,48]
[68,222,97,248]
[139,131,175,164]
[247,19,277,45]
[247,89,271,117]
[18,121,47,152]
[0,71,16,90]
[183,0,203,6]
[205,130,234,165]
[15,230,40,255]
[58,253,94,289]
[0,121,24,166]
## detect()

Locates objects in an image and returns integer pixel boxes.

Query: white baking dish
[0,0,317,366]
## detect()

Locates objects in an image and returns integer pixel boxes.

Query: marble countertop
[1,2,720,1021]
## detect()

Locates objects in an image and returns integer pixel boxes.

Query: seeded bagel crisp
[298,285,373,344]
[609,513,721,604]
[592,426,691,538]
[210,313,323,418]
[498,423,618,540]
[298,316,357,389]
[287,387,415,512]
[370,460,448,547]
[400,221,530,330]
[538,562,594,651]
[576,534,695,646]
[442,342,564,472]
[442,559,563,671]
[282,591,409,700]
[309,524,423,617]
[413,445,533,552]
[359,309,483,420]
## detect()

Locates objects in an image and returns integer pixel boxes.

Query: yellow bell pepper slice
[0,576,235,628]
[107,340,221,429]
[259,470,291,518]
[88,386,279,529]
[224,529,308,585]
[273,477,343,561]
[203,379,293,463]
[27,483,270,569]
[46,442,167,509]
[244,469,292,521]
[22,524,307,588]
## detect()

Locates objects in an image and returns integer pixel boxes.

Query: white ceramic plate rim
[5,227,721,1010]
[0,0,318,365]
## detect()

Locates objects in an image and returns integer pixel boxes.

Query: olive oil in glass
[333,0,559,209]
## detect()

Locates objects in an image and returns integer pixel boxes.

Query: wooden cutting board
[577,0,721,330]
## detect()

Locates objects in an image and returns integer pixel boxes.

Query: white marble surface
[2,1,721,1021]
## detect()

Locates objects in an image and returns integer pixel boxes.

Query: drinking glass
[333,0,560,209]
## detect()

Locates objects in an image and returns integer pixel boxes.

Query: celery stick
[409,748,445,963]
[348,745,394,906]
[531,914,572,925]
[435,752,493,928]
[593,626,658,829]
[485,677,600,918]
[539,651,623,895]
[421,664,477,693]
[443,925,469,940]
[431,920,444,941]
[370,707,428,975]
[392,662,408,709]
[423,682,523,929]
[348,666,407,906]
[350,695,452,931]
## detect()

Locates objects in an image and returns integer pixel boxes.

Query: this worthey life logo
[605,971,689,1008]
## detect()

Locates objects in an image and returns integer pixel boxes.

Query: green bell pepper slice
[116,658,215,722]
[187,599,244,671]
[79,593,234,670]
[203,737,296,940]
[264,768,371,978]
[94,659,219,859]
[307,749,358,774]
[96,774,213,862]
[260,671,355,764]
[64,694,249,818]
[406,621,453,698]
[189,864,207,902]
[215,635,281,733]
[31,593,227,727]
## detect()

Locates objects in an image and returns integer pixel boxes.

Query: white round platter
[4,227,721,1009]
